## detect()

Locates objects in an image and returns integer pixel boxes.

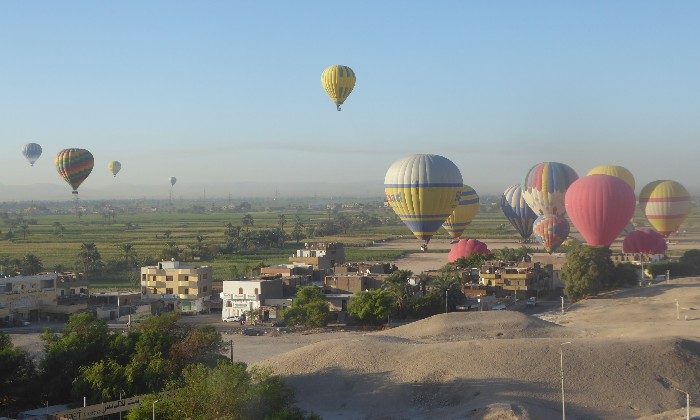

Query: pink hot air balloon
[448,239,491,263]
[565,174,636,248]
[622,228,668,255]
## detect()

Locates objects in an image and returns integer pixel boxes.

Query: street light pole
[676,299,680,320]
[672,387,690,420]
[561,296,564,314]
[445,289,448,314]
[560,342,572,420]
[152,399,159,420]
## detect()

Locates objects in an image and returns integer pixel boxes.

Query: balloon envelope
[638,180,691,238]
[622,228,668,255]
[385,154,463,243]
[442,185,480,240]
[321,65,356,111]
[108,161,121,177]
[22,143,42,166]
[500,184,537,239]
[55,148,94,194]
[522,162,578,216]
[587,165,635,191]
[448,239,491,263]
[533,214,570,253]
[169,177,177,187]
[565,174,636,247]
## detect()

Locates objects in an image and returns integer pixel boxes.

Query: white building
[220,278,283,320]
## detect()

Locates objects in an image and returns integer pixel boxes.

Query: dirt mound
[373,311,574,342]
[257,315,700,419]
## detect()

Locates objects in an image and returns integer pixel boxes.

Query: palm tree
[116,243,137,266]
[430,274,464,313]
[382,270,414,319]
[76,242,103,278]
[242,214,254,233]
[52,221,65,237]
[277,214,287,231]
[19,224,29,239]
[20,254,43,275]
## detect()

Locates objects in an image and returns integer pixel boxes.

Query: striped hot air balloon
[108,161,121,177]
[587,165,635,191]
[55,148,94,194]
[22,143,42,166]
[321,65,356,111]
[533,214,570,254]
[442,185,480,240]
[384,154,462,249]
[500,184,537,240]
[638,180,691,238]
[522,162,579,217]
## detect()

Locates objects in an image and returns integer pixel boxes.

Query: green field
[1,198,698,289]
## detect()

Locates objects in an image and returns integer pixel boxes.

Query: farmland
[1,197,698,289]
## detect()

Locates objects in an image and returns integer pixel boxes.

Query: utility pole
[230,339,233,363]
[561,296,565,314]
[445,289,448,314]
[560,342,572,420]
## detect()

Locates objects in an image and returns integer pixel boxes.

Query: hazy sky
[2,1,699,201]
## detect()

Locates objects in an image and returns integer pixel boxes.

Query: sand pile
[257,310,700,419]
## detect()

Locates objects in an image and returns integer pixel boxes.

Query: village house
[140,260,212,314]
[289,242,345,273]
[221,278,286,322]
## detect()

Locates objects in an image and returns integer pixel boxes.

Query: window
[226,301,232,307]
[202,273,208,279]
[141,274,146,281]
[184,288,189,295]
[166,288,173,294]
[203,286,207,292]
[238,287,243,294]
[254,288,259,296]
[166,276,173,282]
[184,276,189,281]
[152,287,157,294]
[151,275,156,281]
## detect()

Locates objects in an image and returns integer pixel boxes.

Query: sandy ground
[8,238,700,419]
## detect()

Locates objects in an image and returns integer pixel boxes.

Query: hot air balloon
[442,185,480,240]
[384,154,463,250]
[522,162,578,216]
[587,165,635,191]
[55,148,94,194]
[622,228,667,255]
[22,143,42,166]
[108,161,121,177]
[533,214,570,254]
[638,180,691,238]
[565,174,636,248]
[321,65,356,111]
[447,239,491,263]
[500,184,537,240]
[169,177,177,187]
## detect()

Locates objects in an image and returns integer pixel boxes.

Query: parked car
[491,304,507,311]
[224,316,242,323]
[526,297,537,307]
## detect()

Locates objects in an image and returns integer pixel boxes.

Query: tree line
[0,313,318,419]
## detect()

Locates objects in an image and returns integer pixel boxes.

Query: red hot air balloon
[565,174,636,248]
[622,228,668,255]
[448,239,491,263]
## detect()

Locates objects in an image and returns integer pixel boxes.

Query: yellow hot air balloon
[384,154,463,250]
[321,65,356,111]
[442,185,480,240]
[587,165,635,191]
[107,161,121,177]
[638,180,691,238]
